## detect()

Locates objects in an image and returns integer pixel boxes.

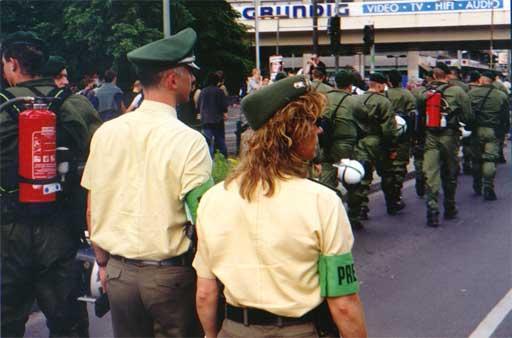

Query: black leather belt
[225,304,312,327]
[111,253,189,267]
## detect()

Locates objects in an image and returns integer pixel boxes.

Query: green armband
[184,177,214,224]
[319,253,359,297]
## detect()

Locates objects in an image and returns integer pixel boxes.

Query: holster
[311,301,339,337]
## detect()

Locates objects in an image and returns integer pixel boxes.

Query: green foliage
[1,0,252,92]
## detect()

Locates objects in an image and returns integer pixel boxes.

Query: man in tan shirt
[82,28,212,337]
[193,76,367,338]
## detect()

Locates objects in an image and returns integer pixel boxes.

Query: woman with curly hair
[193,76,367,338]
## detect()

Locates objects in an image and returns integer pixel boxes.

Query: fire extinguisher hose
[0,96,34,112]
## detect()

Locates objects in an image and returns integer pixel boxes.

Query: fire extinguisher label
[32,128,56,179]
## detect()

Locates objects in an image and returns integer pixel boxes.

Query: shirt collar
[135,99,177,119]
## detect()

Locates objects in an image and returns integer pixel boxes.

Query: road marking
[468,289,512,338]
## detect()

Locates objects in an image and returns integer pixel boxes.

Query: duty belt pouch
[312,301,339,337]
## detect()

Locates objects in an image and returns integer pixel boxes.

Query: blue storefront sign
[362,0,503,15]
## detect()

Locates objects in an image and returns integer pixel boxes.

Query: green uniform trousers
[412,140,426,193]
[423,129,460,215]
[1,213,83,338]
[106,257,198,338]
[347,135,390,224]
[461,136,473,171]
[471,127,499,190]
[219,318,319,338]
[320,143,354,190]
[381,139,410,205]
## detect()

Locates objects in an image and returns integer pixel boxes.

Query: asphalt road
[25,148,511,338]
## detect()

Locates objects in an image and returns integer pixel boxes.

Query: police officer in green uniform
[311,68,333,94]
[0,31,101,337]
[410,72,433,197]
[448,66,473,174]
[420,62,473,227]
[318,70,365,189]
[43,55,69,88]
[492,74,510,164]
[347,73,398,228]
[383,70,416,214]
[468,71,510,200]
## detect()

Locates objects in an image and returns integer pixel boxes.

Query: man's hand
[388,151,398,160]
[98,265,108,293]
[224,113,228,121]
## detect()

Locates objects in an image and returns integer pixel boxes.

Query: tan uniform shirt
[193,178,355,317]
[82,100,212,260]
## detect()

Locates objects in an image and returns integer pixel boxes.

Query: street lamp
[259,14,289,55]
[387,54,407,69]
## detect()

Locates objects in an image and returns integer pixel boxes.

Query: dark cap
[274,72,288,82]
[127,28,199,71]
[334,70,354,88]
[241,75,311,130]
[387,69,402,85]
[369,72,387,84]
[1,31,47,59]
[481,71,495,80]
[42,56,67,77]
[468,70,481,82]
[434,61,450,74]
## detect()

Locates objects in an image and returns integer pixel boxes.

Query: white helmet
[395,115,407,136]
[334,159,365,185]
[459,122,472,138]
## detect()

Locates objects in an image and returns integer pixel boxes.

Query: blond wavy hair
[225,90,326,201]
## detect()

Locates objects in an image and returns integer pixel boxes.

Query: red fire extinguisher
[18,102,59,203]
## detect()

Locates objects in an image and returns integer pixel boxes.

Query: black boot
[444,207,458,220]
[463,164,472,175]
[473,182,482,195]
[415,180,425,198]
[483,188,497,201]
[427,211,439,227]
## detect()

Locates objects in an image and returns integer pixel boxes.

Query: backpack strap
[332,93,351,121]
[363,92,377,106]
[477,87,494,115]
[0,89,24,122]
[47,87,73,115]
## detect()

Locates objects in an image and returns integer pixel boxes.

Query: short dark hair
[215,70,225,81]
[2,43,46,76]
[449,66,461,78]
[136,65,167,88]
[312,68,325,80]
[207,72,220,86]
[104,69,117,83]
[387,70,402,88]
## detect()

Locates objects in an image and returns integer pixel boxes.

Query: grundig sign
[239,3,350,20]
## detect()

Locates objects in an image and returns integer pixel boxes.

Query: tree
[1,0,253,93]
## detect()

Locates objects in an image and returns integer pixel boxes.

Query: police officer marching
[347,72,398,228]
[0,31,101,337]
[193,76,367,338]
[383,70,416,215]
[318,70,366,190]
[420,62,473,227]
[81,28,213,337]
[468,71,510,200]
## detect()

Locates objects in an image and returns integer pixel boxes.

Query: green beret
[369,72,387,84]
[241,75,311,130]
[1,31,47,59]
[334,70,354,88]
[481,71,495,80]
[127,28,199,71]
[468,70,481,82]
[274,72,288,82]
[42,55,67,77]
[435,62,450,74]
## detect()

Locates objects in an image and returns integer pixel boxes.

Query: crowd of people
[0,27,510,338]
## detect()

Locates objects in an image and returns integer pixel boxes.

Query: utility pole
[335,0,341,71]
[254,0,261,70]
[163,0,171,37]
[490,6,494,69]
[312,0,319,55]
